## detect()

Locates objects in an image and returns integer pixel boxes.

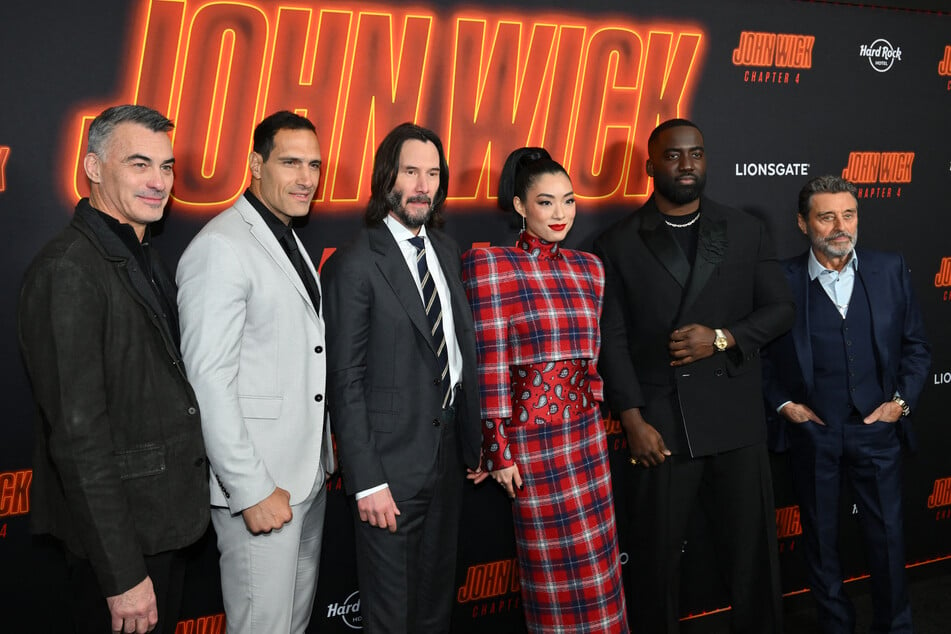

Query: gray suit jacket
[321,222,481,501]
[177,195,334,512]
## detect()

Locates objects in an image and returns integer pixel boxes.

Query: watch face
[715,336,727,351]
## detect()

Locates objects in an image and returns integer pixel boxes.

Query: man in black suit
[762,175,930,633]
[321,122,482,633]
[594,118,793,633]
[18,104,209,634]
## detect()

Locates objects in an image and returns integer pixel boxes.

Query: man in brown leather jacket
[18,104,209,634]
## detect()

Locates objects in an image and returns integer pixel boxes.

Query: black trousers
[64,547,187,634]
[625,442,784,633]
[351,406,465,634]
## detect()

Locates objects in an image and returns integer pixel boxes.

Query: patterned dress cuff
[481,418,515,471]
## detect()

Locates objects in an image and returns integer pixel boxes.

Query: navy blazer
[762,248,931,451]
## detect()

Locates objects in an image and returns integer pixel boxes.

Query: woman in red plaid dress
[462,147,628,633]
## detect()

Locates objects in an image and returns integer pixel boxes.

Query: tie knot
[281,230,299,252]
[408,236,425,253]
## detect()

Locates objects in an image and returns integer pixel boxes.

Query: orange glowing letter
[171,3,270,210]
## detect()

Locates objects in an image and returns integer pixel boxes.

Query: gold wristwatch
[713,328,728,352]
[892,395,910,417]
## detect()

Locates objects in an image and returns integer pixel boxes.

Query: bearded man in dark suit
[321,122,482,634]
[763,175,930,633]
[594,118,793,633]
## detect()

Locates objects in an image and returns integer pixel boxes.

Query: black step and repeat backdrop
[1,0,949,631]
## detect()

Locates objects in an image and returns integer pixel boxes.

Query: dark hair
[253,111,317,161]
[798,175,858,217]
[87,105,174,156]
[646,118,702,155]
[497,147,570,222]
[365,122,449,227]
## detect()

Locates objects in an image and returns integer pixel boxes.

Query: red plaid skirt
[508,360,628,633]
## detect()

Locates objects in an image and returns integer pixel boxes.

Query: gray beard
[812,229,858,260]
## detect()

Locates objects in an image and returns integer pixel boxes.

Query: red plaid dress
[462,232,628,633]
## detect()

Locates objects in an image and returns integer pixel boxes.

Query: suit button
[194,457,204,467]
[187,407,197,415]
[433,378,440,386]
[714,368,724,377]
[432,419,441,427]
[314,394,324,402]
[314,345,323,353]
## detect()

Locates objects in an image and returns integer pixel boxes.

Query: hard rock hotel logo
[326,590,362,629]
[63,0,707,215]
[927,477,951,521]
[859,38,902,73]
[457,557,522,619]
[840,151,913,199]
[731,31,814,84]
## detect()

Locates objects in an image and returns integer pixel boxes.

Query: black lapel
[678,210,727,317]
[638,206,691,288]
[368,224,438,355]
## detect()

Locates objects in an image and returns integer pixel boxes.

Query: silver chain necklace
[664,213,701,228]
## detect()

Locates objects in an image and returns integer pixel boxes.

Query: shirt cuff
[355,483,388,500]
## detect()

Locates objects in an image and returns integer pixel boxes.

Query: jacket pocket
[115,443,166,480]
[238,395,283,419]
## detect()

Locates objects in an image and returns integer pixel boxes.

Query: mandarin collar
[517,231,561,260]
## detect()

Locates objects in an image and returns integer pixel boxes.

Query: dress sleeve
[587,252,606,403]
[481,417,516,470]
[462,249,513,419]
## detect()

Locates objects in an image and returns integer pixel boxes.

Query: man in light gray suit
[177,111,334,634]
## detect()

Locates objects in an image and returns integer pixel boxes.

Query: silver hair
[87,104,174,157]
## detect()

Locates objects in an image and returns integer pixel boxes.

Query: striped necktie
[408,236,451,408]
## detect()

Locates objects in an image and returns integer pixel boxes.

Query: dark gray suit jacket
[322,222,481,500]
[594,195,795,456]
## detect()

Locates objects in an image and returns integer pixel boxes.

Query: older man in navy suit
[763,175,930,633]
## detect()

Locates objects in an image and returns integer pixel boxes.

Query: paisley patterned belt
[510,359,594,425]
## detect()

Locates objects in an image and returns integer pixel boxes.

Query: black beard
[654,173,706,205]
[386,190,433,228]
